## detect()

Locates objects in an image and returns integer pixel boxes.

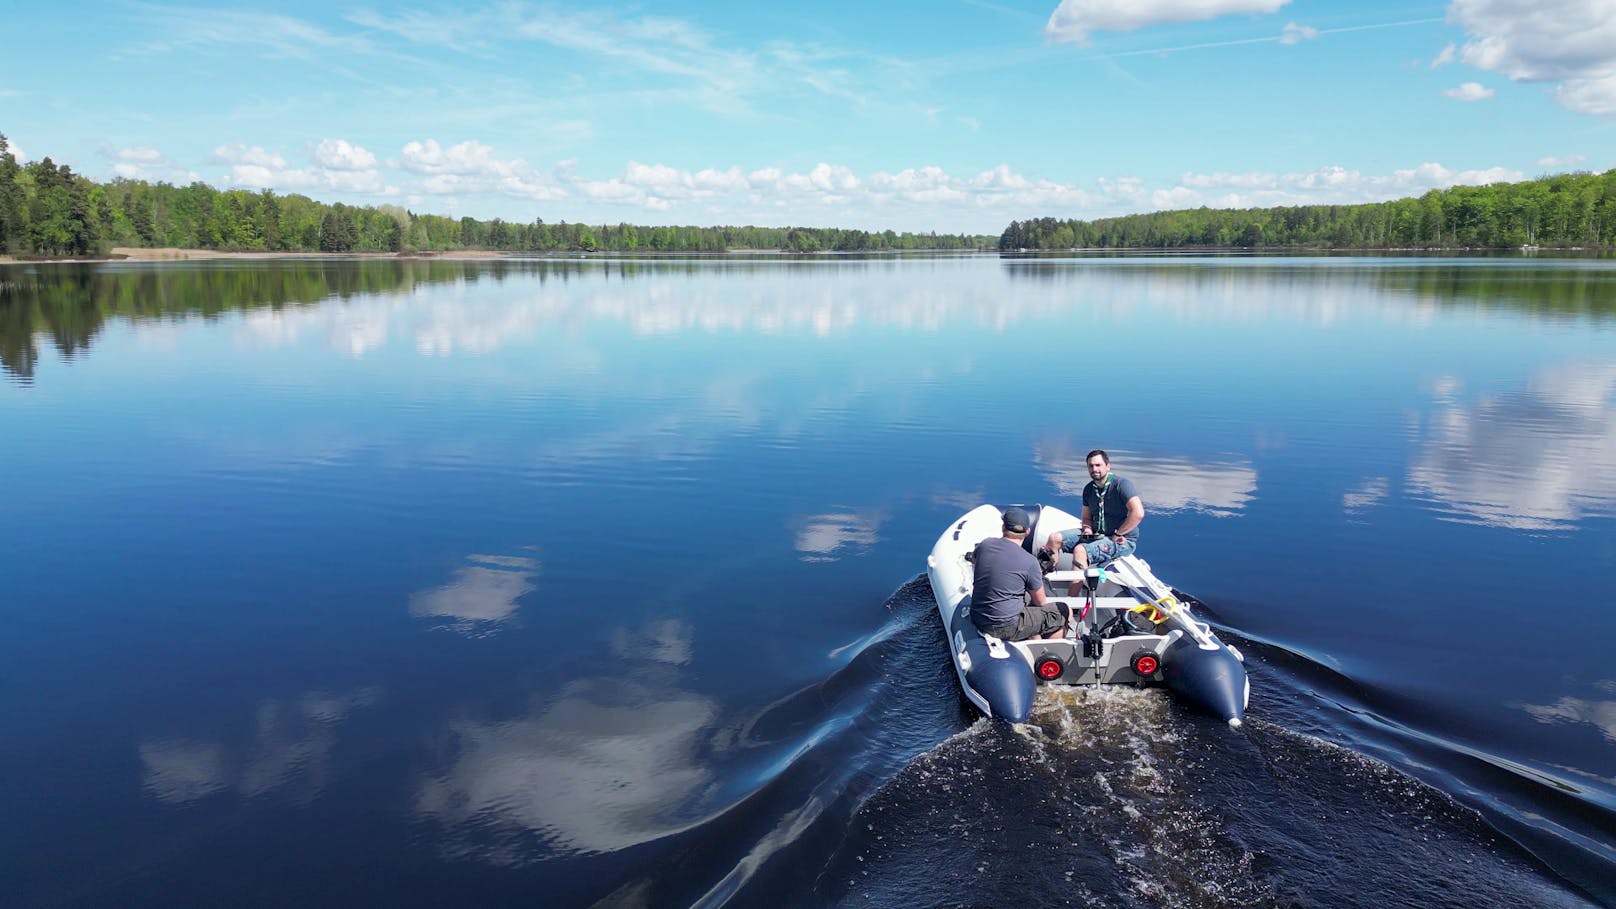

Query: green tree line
[0,133,990,257]
[1001,170,1616,251]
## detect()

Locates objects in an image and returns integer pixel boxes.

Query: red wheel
[1131,651,1160,677]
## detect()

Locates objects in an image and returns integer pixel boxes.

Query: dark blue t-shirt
[969,536,1043,629]
[1083,474,1141,541]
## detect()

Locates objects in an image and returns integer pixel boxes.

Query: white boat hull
[927,503,1250,726]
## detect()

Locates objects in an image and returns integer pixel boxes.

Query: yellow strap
[1129,595,1178,625]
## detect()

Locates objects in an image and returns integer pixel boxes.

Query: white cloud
[1537,154,1586,167]
[1448,0,1616,115]
[213,144,288,168]
[116,146,164,163]
[619,161,750,199]
[1279,22,1318,45]
[1045,0,1292,45]
[1431,42,1457,68]
[231,164,392,195]
[398,138,520,177]
[395,139,569,203]
[1163,161,1522,209]
[312,138,377,170]
[1151,185,1207,209]
[383,153,1540,230]
[1444,81,1496,100]
[217,141,392,196]
[346,7,906,117]
[128,6,376,59]
[196,139,1542,232]
[103,145,200,183]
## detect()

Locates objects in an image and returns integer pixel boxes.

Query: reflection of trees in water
[1373,262,1616,319]
[1004,256,1616,322]
[0,256,958,381]
[7,256,1615,383]
[0,260,497,380]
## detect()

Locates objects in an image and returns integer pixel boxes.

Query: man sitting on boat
[1043,449,1144,571]
[970,507,1073,641]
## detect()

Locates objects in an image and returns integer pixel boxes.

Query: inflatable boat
[927,503,1249,726]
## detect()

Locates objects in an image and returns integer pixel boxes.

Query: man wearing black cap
[969,507,1071,641]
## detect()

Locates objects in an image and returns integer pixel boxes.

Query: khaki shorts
[982,602,1070,641]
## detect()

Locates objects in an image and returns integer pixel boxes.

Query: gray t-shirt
[969,536,1043,629]
[1084,474,1141,541]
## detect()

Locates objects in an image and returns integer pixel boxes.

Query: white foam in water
[1022,686,1272,906]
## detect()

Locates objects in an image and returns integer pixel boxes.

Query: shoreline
[0,247,994,265]
[3,245,1605,266]
[0,247,515,265]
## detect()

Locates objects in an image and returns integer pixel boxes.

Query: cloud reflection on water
[415,618,720,863]
[225,259,1456,362]
[1343,477,1390,515]
[1408,362,1616,529]
[794,511,883,561]
[1517,680,1616,748]
[1038,448,1258,517]
[409,552,539,634]
[139,688,380,806]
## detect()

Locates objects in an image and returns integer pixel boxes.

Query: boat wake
[550,575,1599,908]
[802,581,1600,908]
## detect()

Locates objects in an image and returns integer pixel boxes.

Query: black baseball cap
[1002,507,1031,533]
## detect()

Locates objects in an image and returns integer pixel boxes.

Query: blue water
[1,255,1613,907]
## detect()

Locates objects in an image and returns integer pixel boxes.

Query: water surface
[2,254,1613,907]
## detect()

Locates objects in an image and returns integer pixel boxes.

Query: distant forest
[1000,170,1616,251]
[6,132,1614,259]
[0,133,990,257]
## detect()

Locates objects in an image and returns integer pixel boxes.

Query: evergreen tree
[0,134,26,253]
[318,209,357,252]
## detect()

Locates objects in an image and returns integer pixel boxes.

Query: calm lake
[2,254,1613,908]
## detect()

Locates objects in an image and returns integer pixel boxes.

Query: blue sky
[2,0,1613,233]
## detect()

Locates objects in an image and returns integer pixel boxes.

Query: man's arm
[1114,496,1145,540]
[1078,504,1093,535]
[1028,585,1048,606]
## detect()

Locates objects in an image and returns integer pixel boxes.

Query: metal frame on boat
[927,503,1250,726]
